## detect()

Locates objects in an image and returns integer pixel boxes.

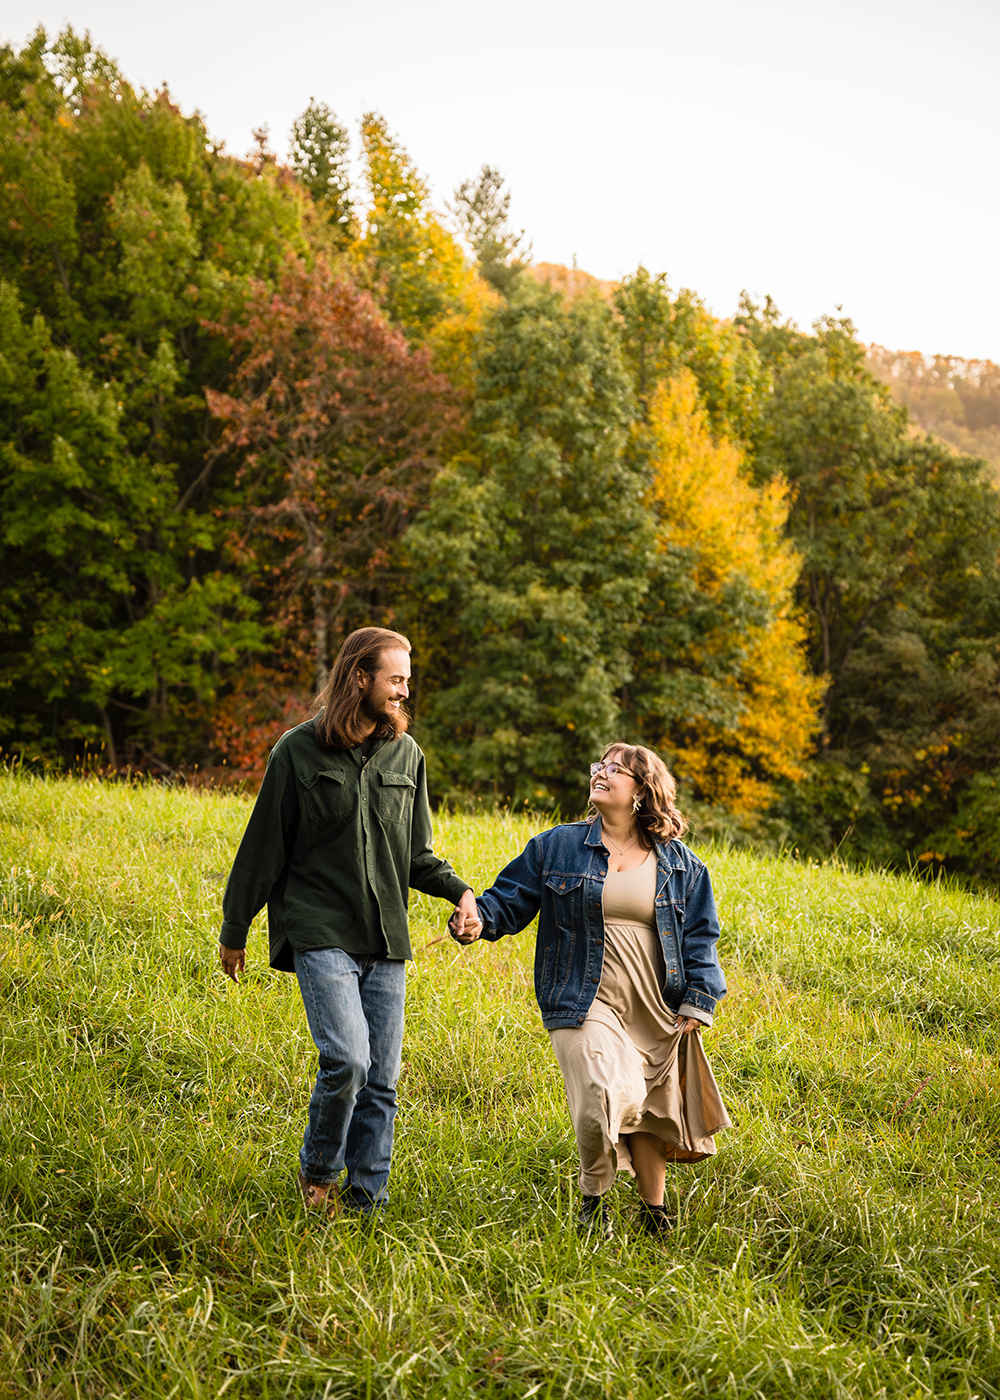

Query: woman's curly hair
[586,742,688,848]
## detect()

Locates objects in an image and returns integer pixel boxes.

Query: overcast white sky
[4,0,999,360]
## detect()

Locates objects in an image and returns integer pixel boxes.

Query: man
[218,626,480,1216]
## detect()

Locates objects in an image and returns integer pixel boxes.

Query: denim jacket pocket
[541,874,584,1005]
[543,873,585,933]
[301,769,353,827]
[378,771,416,825]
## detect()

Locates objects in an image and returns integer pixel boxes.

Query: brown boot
[297,1171,340,1218]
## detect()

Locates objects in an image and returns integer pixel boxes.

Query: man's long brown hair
[313,627,411,749]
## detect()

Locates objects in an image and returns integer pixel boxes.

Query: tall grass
[1,769,999,1398]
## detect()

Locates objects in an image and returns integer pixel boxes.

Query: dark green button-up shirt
[219,718,470,969]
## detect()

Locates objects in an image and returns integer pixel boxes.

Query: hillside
[2,771,1000,1397]
[866,346,1000,481]
[525,260,618,301]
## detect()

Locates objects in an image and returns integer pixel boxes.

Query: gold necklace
[604,828,638,856]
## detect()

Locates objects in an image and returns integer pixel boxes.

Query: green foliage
[929,772,1000,885]
[614,267,769,443]
[753,316,916,690]
[744,305,1000,880]
[768,760,897,865]
[0,283,260,761]
[734,290,806,378]
[1,27,998,891]
[0,28,51,109]
[357,112,476,341]
[289,99,355,245]
[407,282,651,806]
[450,164,530,297]
[4,775,1000,1397]
[0,28,308,764]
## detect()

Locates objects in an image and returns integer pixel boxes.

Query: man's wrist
[219,921,249,949]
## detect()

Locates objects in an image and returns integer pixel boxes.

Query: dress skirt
[549,914,731,1196]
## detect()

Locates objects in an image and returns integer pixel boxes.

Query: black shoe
[578,1194,613,1240]
[638,1201,671,1238]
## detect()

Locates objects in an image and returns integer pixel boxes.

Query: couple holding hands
[219,628,730,1241]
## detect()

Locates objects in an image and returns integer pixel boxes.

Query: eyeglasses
[590,761,636,780]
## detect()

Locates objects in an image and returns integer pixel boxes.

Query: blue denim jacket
[475,818,726,1030]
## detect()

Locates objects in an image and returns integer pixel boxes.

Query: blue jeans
[293,947,406,1212]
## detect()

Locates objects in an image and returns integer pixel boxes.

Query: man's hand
[449,889,483,945]
[219,943,246,983]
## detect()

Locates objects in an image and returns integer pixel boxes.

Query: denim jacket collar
[585,816,685,871]
[584,817,604,848]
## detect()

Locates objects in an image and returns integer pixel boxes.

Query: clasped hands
[449,889,482,945]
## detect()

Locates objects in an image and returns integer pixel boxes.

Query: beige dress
[549,850,731,1195]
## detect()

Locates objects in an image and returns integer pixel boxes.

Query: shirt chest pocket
[379,771,416,825]
[543,873,585,933]
[301,769,353,828]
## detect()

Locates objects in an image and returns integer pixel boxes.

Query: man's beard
[360,692,410,739]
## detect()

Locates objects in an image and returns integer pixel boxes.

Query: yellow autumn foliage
[643,372,822,812]
[424,273,498,396]
[352,112,496,391]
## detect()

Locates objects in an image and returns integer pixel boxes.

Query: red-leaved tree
[205,256,456,771]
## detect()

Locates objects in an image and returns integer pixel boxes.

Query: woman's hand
[676,1015,701,1035]
[449,890,483,944]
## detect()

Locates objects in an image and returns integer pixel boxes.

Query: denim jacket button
[577,1015,585,1023]
[591,976,600,984]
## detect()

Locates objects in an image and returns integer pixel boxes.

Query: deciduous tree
[615,267,769,444]
[745,303,1000,873]
[0,283,258,763]
[356,113,478,342]
[626,372,821,812]
[0,27,309,763]
[206,255,456,698]
[406,282,651,806]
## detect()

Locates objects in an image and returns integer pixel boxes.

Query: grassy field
[2,770,1000,1398]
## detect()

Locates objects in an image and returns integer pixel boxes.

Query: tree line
[867,346,1000,484]
[2,29,998,886]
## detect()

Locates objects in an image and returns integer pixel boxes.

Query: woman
[451,743,730,1240]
